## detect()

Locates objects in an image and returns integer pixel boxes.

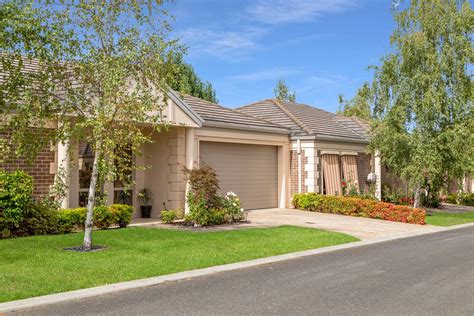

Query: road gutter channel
[1,222,473,313]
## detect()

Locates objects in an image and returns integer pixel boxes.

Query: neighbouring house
[237,99,378,197]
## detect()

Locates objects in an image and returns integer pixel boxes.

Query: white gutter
[297,138,302,193]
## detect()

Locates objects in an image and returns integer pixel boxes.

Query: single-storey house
[2,91,387,218]
[237,99,375,197]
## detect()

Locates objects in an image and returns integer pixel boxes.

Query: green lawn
[0,226,358,303]
[425,212,474,226]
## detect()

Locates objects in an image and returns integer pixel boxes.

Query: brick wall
[0,130,55,197]
[290,149,308,196]
[356,152,372,193]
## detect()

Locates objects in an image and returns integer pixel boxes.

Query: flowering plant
[341,179,348,195]
[223,192,245,223]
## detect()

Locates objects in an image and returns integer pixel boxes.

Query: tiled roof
[180,94,290,133]
[237,99,369,141]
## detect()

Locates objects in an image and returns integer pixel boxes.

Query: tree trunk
[83,141,102,250]
[413,185,421,209]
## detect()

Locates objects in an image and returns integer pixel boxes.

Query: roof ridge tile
[271,99,313,135]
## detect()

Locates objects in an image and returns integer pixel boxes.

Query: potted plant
[137,189,153,218]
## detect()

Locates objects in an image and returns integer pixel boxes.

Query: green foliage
[183,164,221,208]
[137,189,153,207]
[222,192,245,223]
[368,0,474,205]
[1,203,134,239]
[337,82,372,121]
[19,204,74,237]
[291,192,323,211]
[183,164,245,226]
[0,170,33,230]
[292,193,426,224]
[1,1,184,247]
[58,208,87,229]
[186,192,225,226]
[274,79,296,102]
[167,54,218,103]
[382,184,413,206]
[93,205,115,229]
[109,204,134,228]
[161,210,177,224]
[446,193,474,206]
[420,190,441,208]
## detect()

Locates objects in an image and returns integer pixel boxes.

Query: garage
[199,141,278,210]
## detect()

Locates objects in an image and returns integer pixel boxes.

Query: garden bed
[292,193,426,225]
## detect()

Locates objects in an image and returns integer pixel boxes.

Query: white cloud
[249,0,357,24]
[228,68,302,81]
[177,26,267,61]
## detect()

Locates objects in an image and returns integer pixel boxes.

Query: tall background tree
[369,0,473,207]
[337,82,372,121]
[167,53,218,103]
[1,0,182,250]
[274,79,296,102]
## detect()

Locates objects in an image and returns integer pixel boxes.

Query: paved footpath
[16,226,474,316]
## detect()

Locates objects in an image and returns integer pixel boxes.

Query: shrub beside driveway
[292,193,425,224]
[0,226,358,303]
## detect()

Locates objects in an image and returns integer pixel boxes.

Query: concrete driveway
[247,208,441,240]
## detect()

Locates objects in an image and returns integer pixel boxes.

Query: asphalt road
[18,226,474,316]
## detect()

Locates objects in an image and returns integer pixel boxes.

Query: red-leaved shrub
[291,193,425,225]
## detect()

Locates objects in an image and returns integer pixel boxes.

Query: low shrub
[0,170,34,232]
[93,205,116,229]
[109,204,134,228]
[161,210,177,224]
[446,193,474,206]
[222,192,245,223]
[1,203,135,239]
[59,207,87,228]
[59,204,133,230]
[420,191,441,208]
[292,193,425,225]
[183,164,245,226]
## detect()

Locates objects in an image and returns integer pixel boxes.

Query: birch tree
[369,0,473,207]
[1,1,182,250]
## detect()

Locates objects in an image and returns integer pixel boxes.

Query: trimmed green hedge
[58,204,134,231]
[292,193,426,225]
[446,193,474,206]
[0,169,135,239]
[1,204,134,239]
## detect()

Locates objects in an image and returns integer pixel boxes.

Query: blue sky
[165,0,398,111]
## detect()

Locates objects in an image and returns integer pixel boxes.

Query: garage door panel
[200,141,278,209]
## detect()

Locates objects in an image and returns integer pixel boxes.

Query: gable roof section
[167,90,204,127]
[237,99,369,142]
[180,94,290,134]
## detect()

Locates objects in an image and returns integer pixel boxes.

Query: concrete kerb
[1,222,473,314]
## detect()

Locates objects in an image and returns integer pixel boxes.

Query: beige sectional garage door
[200,141,278,210]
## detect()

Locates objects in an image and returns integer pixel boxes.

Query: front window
[113,145,134,206]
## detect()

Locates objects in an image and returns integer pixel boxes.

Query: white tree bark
[413,185,421,209]
[83,141,101,250]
